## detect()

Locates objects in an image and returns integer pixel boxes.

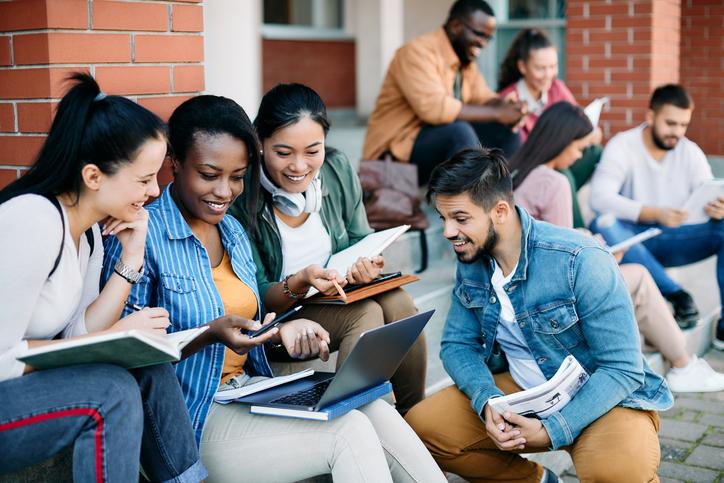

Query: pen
[125,301,144,312]
[331,278,347,301]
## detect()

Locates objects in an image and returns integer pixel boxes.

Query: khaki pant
[295,288,427,414]
[405,373,661,483]
[201,382,448,483]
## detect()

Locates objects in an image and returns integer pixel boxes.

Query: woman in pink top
[499,29,602,228]
[498,29,577,143]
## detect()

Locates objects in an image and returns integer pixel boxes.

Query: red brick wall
[262,39,356,108]
[680,0,724,156]
[566,0,681,141]
[0,0,205,188]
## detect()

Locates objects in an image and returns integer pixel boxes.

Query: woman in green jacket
[229,83,426,415]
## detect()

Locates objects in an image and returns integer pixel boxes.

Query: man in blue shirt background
[405,148,672,483]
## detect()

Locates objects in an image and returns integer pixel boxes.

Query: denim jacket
[442,207,673,450]
[101,186,273,443]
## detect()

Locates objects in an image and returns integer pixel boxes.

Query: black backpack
[44,195,95,278]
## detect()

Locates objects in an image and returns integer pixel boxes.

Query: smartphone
[248,305,302,339]
[345,272,403,293]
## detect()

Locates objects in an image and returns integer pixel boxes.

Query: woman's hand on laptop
[210,313,278,354]
[346,256,384,285]
[274,319,331,361]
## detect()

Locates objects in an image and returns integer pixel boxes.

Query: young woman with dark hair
[0,73,205,482]
[508,101,594,227]
[499,29,603,227]
[103,94,446,483]
[228,83,428,417]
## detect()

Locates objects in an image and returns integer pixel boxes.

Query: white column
[354,0,404,118]
[204,0,262,117]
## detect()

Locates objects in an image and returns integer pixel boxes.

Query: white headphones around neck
[259,166,322,217]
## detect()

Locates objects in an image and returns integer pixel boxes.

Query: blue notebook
[248,382,392,421]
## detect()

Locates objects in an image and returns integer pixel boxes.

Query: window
[263,0,347,39]
[508,0,565,20]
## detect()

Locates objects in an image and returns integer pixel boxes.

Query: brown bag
[358,155,429,231]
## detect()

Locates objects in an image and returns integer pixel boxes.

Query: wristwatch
[114,259,143,284]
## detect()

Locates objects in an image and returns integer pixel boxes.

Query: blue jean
[410,120,522,185]
[0,363,206,483]
[590,216,724,315]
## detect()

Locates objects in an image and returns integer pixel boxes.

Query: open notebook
[305,225,410,298]
[17,327,208,370]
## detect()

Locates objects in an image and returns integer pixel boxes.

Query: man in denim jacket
[405,148,672,482]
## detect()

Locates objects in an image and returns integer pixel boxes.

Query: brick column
[680,0,723,156]
[565,0,681,140]
[0,0,205,188]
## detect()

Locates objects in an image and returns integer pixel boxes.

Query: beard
[450,34,471,66]
[651,124,679,151]
[454,219,497,264]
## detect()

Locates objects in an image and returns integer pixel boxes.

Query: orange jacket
[363,27,496,162]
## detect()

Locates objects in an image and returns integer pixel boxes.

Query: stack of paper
[214,369,315,404]
[488,355,589,419]
[583,97,609,126]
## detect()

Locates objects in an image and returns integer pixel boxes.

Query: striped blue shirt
[101,185,272,442]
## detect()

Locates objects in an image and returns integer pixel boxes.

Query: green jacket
[228,148,372,309]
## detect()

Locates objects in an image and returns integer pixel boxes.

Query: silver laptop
[238,310,434,412]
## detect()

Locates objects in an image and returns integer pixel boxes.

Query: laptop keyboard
[270,379,333,406]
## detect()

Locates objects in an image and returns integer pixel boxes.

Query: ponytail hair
[0,72,166,205]
[497,28,553,90]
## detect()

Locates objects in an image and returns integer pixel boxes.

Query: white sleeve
[687,141,714,192]
[62,224,103,338]
[589,136,643,222]
[0,196,63,381]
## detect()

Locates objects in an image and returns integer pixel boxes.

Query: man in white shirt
[589,84,724,349]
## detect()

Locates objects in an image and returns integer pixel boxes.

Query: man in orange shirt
[363,0,527,184]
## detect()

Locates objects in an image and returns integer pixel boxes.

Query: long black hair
[254,83,330,142]
[0,72,165,205]
[497,28,553,90]
[167,95,261,230]
[507,101,592,190]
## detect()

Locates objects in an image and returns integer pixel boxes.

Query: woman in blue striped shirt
[102,95,446,483]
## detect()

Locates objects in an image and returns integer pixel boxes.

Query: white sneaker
[666,356,724,393]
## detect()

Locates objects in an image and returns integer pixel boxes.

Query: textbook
[682,179,724,225]
[248,381,392,421]
[607,227,662,254]
[488,355,589,419]
[305,273,419,305]
[214,369,316,404]
[17,327,208,370]
[583,97,609,126]
[305,225,411,297]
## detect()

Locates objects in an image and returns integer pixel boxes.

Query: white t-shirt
[276,211,332,279]
[589,124,713,221]
[491,260,547,390]
[0,194,101,381]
